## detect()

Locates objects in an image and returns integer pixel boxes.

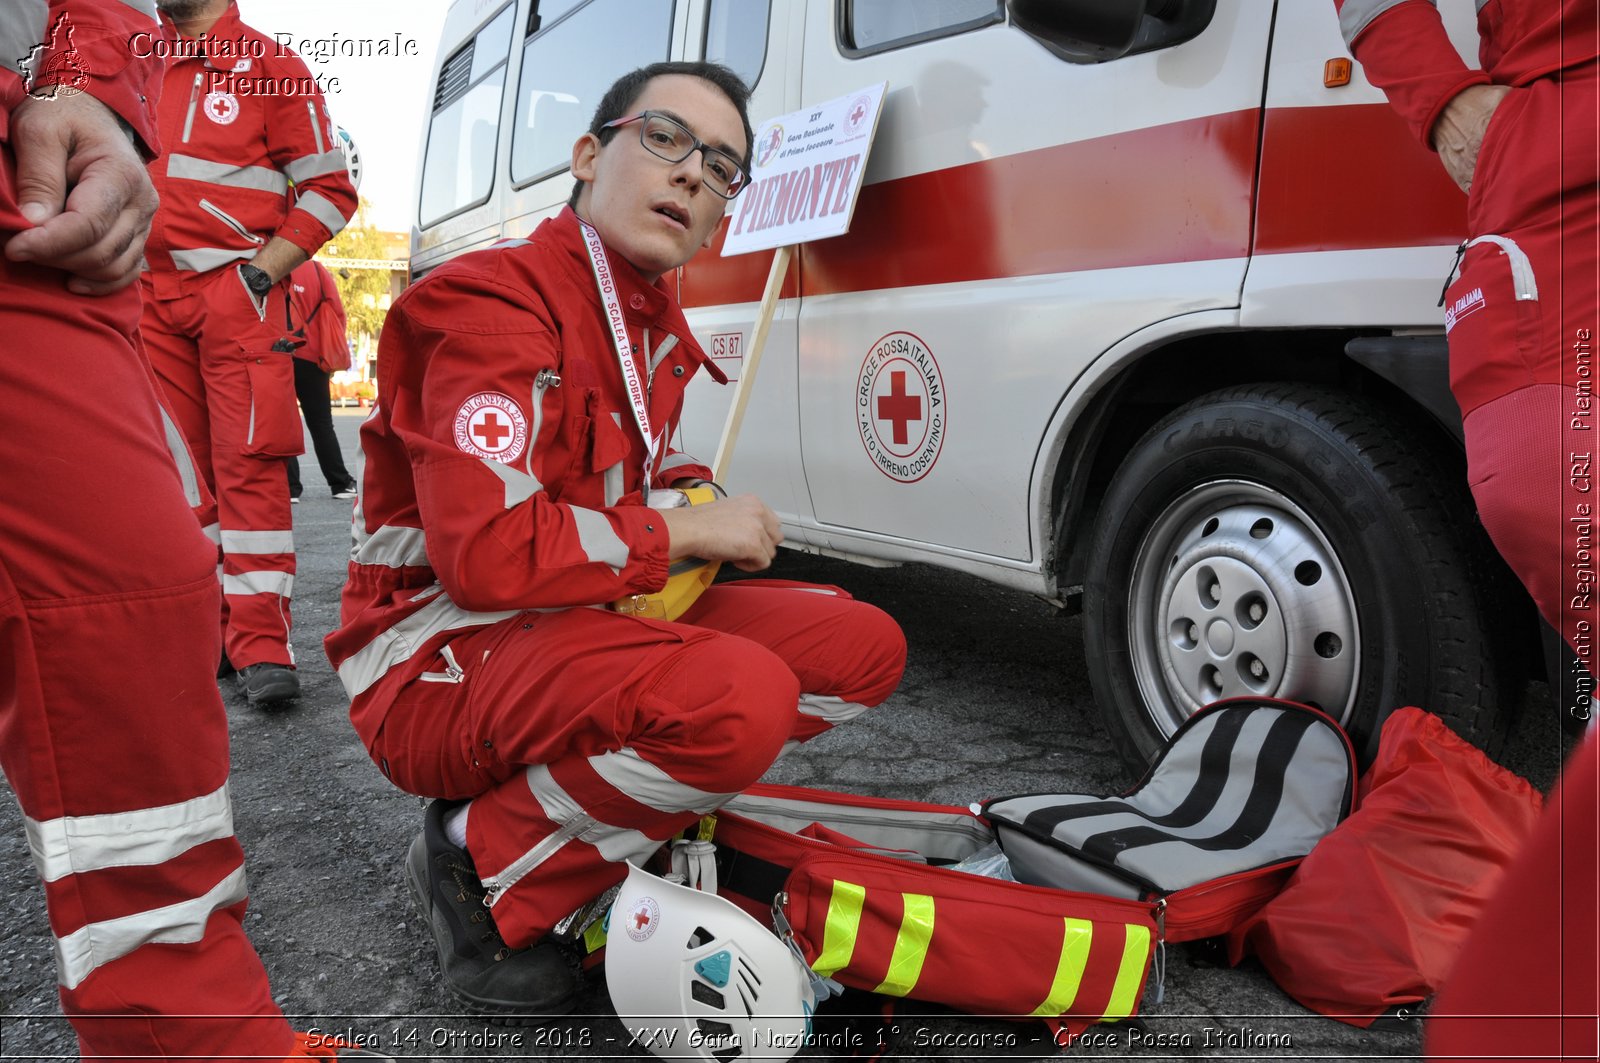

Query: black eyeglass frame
[601,111,751,199]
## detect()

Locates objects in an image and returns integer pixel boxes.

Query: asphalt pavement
[0,409,1573,1061]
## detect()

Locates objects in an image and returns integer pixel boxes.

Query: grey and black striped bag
[982,697,1356,942]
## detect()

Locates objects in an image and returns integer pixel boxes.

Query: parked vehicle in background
[411,0,1525,773]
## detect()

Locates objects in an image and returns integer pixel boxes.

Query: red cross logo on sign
[453,392,529,463]
[857,331,947,484]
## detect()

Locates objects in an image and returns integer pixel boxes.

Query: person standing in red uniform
[1334,1,1599,1057]
[283,257,358,502]
[326,62,907,1015]
[1,2,384,1059]
[140,0,358,707]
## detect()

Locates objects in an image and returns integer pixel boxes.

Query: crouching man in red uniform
[326,61,907,1014]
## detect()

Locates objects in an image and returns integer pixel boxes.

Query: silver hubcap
[1128,480,1360,736]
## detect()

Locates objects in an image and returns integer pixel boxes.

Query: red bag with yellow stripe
[695,785,1159,1036]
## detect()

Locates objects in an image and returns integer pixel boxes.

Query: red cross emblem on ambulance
[856,331,947,484]
[453,391,529,463]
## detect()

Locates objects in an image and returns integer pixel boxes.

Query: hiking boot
[405,799,583,1020]
[236,663,300,707]
[288,1029,397,1059]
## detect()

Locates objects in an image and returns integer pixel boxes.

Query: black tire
[1082,382,1512,774]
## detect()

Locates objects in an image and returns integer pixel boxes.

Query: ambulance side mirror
[1007,0,1216,63]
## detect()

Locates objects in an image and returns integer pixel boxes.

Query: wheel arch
[1043,327,1472,609]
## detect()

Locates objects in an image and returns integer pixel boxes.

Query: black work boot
[236,662,300,707]
[405,799,583,1021]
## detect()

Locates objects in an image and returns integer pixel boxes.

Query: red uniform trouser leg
[141,270,303,669]
[0,257,293,1062]
[367,580,906,946]
[1445,63,1600,721]
[1425,733,1599,1062]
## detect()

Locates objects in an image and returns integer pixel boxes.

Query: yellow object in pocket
[612,484,721,621]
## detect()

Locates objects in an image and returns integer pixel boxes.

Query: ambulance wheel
[1082,382,1511,774]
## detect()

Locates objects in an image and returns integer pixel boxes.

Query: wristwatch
[239,263,274,296]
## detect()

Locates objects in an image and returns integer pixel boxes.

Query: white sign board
[721,82,888,257]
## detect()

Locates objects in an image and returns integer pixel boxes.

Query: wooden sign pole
[712,243,793,482]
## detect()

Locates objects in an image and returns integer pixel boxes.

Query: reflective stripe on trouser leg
[0,253,292,1060]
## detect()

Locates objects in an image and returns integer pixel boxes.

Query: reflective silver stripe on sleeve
[201,522,221,544]
[353,525,429,568]
[158,406,202,507]
[24,783,234,883]
[0,0,48,76]
[286,150,350,183]
[166,154,289,194]
[524,765,658,864]
[56,864,248,991]
[569,506,629,575]
[336,592,517,698]
[221,529,294,554]
[294,189,349,237]
[588,748,738,814]
[657,452,703,476]
[603,463,624,507]
[222,570,294,597]
[170,246,255,273]
[1337,0,1428,46]
[307,101,326,153]
[797,692,871,725]
[482,460,541,508]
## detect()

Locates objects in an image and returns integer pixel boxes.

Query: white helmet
[337,126,362,191]
[605,861,816,1061]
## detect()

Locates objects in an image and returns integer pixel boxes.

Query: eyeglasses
[602,111,749,200]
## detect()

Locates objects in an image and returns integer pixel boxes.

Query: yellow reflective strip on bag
[1102,923,1152,1020]
[872,893,935,997]
[814,880,866,977]
[1029,917,1094,1016]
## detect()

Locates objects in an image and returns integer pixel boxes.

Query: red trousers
[140,269,303,669]
[365,579,906,946]
[1434,62,1600,1058]
[1447,63,1600,719]
[0,256,293,1061]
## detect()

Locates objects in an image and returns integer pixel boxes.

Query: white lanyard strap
[580,220,658,480]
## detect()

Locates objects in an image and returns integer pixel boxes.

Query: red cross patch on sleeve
[453,392,529,463]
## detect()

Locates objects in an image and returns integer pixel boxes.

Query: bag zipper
[481,813,596,908]
[181,72,203,142]
[726,796,992,846]
[200,199,266,246]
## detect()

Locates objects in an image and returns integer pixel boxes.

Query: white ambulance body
[412,0,1519,769]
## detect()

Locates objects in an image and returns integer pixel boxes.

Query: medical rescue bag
[1224,706,1545,1027]
[697,786,1158,1035]
[981,697,1357,942]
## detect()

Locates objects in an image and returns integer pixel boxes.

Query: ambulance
[410,0,1527,771]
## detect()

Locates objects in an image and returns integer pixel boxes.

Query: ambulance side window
[510,0,676,187]
[843,0,1003,55]
[418,3,516,228]
[704,0,770,91]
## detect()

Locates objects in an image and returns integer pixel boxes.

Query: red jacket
[1335,0,1599,149]
[326,209,724,737]
[286,259,349,372]
[2,0,163,232]
[141,1,356,297]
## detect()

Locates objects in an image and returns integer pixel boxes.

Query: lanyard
[580,219,659,480]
